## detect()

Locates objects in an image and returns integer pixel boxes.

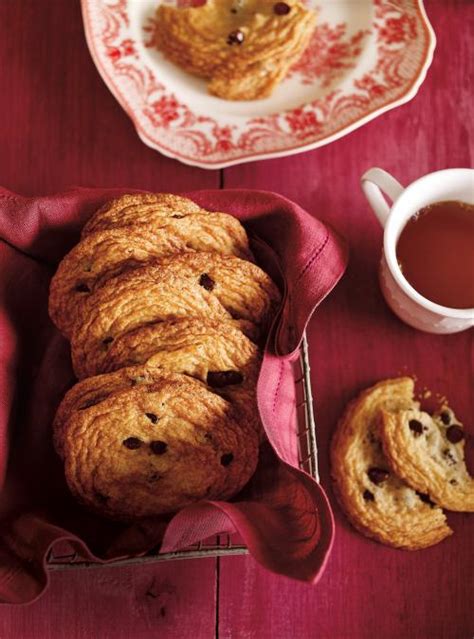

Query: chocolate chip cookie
[331,378,452,549]
[82,193,203,236]
[50,228,167,337]
[154,0,317,100]
[50,214,252,337]
[48,192,281,521]
[56,319,263,450]
[70,253,280,379]
[61,375,259,520]
[70,266,231,379]
[102,318,260,386]
[147,253,281,328]
[53,364,167,457]
[380,406,474,512]
[102,318,263,434]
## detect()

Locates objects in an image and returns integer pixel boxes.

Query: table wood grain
[0,1,472,638]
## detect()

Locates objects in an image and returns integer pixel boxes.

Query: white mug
[361,167,474,334]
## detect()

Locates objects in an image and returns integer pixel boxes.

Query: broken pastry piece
[331,378,452,550]
[154,0,317,100]
[380,406,474,512]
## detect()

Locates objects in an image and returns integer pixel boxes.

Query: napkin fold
[0,187,348,604]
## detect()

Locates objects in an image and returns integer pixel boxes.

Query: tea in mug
[396,200,474,309]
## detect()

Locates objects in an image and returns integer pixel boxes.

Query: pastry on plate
[60,375,259,520]
[331,378,452,550]
[154,0,317,100]
[380,406,474,512]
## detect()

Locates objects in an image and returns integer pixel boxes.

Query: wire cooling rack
[47,333,318,570]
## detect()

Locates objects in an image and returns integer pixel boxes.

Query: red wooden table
[0,1,472,638]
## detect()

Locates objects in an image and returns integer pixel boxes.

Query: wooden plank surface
[0,0,472,638]
[218,2,474,638]
[0,0,217,196]
[0,560,217,639]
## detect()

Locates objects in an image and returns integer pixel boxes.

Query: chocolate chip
[204,432,216,449]
[230,7,237,13]
[274,2,291,15]
[363,489,375,501]
[417,492,435,507]
[102,336,114,345]
[367,431,378,445]
[368,467,389,485]
[449,478,458,485]
[446,425,464,444]
[150,440,167,455]
[171,214,184,219]
[409,419,423,436]
[227,30,244,45]
[145,412,158,424]
[207,370,244,388]
[440,410,451,425]
[94,491,109,504]
[74,283,91,293]
[220,453,234,466]
[443,448,457,465]
[123,437,142,449]
[199,273,215,291]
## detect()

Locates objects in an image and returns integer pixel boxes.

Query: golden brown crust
[61,375,259,520]
[50,214,252,336]
[53,365,167,457]
[102,318,260,394]
[47,192,284,522]
[49,228,167,337]
[70,253,279,379]
[154,0,317,100]
[148,253,281,327]
[331,378,452,550]
[380,407,474,512]
[82,193,203,236]
[103,318,263,437]
[70,267,232,379]
[55,320,263,448]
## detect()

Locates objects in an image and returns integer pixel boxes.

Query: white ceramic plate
[81,0,436,168]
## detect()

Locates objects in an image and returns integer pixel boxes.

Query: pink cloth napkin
[0,187,348,604]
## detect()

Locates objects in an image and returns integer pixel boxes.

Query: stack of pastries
[49,193,281,520]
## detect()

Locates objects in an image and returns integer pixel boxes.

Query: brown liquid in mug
[396,200,474,309]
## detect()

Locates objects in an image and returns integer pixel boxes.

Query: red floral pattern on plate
[289,23,371,88]
[81,0,435,168]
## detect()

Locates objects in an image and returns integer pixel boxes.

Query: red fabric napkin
[0,187,348,604]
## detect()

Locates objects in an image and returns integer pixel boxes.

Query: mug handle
[361,168,404,227]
